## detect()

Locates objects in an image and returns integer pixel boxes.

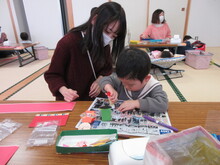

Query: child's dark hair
[116,47,151,82]
[161,49,173,58]
[183,35,192,42]
[20,32,29,40]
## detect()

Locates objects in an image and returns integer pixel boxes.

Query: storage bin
[185,50,213,69]
[144,126,220,165]
[34,46,49,60]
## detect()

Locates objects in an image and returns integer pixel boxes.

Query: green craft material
[100,108,112,121]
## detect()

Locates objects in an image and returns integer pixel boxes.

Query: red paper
[0,146,19,165]
[0,102,75,113]
[29,113,69,127]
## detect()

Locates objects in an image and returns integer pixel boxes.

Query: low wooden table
[0,43,39,67]
[130,41,186,54]
[0,101,220,165]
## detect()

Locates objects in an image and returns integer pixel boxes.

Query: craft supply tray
[56,129,117,154]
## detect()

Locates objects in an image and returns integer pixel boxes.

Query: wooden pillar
[183,0,191,37]
[7,0,19,43]
[65,0,74,29]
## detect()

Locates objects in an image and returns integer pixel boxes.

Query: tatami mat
[0,55,51,93]
[1,47,220,102]
[7,74,54,101]
[168,61,220,102]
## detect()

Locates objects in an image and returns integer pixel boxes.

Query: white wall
[23,0,63,49]
[72,0,107,27]
[188,0,220,47]
[113,0,148,44]
[1,0,220,47]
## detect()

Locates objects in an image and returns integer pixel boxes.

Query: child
[99,47,168,113]
[20,32,32,43]
[183,35,193,42]
[183,35,205,51]
[177,35,195,54]
[150,49,173,59]
[19,32,32,54]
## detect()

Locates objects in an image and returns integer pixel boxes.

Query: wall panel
[72,0,107,27]
[113,0,148,41]
[23,0,63,49]
[188,0,220,47]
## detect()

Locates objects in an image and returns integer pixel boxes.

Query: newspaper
[76,97,173,136]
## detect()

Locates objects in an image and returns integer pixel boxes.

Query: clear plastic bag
[0,119,22,141]
[144,126,220,165]
[27,120,59,147]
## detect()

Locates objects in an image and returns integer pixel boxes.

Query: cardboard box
[185,50,213,69]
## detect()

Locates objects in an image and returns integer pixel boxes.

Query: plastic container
[34,46,49,60]
[144,126,220,165]
[56,129,117,154]
[170,35,181,44]
[185,50,213,69]
[108,137,149,165]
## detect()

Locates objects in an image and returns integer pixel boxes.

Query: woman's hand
[89,80,101,98]
[59,86,79,102]
[89,76,104,98]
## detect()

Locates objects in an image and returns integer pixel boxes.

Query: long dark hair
[151,9,166,24]
[69,2,126,65]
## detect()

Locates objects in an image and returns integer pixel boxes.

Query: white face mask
[103,32,113,46]
[159,15,164,23]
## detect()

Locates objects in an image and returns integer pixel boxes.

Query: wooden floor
[0,47,220,102]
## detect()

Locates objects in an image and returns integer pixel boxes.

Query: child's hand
[104,84,118,104]
[117,100,140,112]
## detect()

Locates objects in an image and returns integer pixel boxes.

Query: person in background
[44,2,127,102]
[0,29,14,58]
[0,33,8,44]
[99,47,168,113]
[150,49,174,59]
[19,32,32,54]
[183,35,192,42]
[140,9,171,40]
[20,32,32,43]
[177,35,195,55]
